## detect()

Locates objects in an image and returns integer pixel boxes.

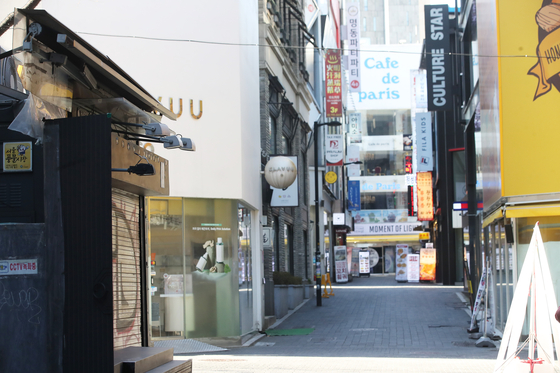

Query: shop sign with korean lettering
[325,49,342,117]
[3,141,32,172]
[346,2,361,92]
[416,171,434,221]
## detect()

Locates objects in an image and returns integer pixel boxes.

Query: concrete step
[114,346,174,373]
[145,360,192,373]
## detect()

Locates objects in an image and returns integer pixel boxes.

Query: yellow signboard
[3,142,32,172]
[325,171,338,184]
[419,232,430,240]
[491,0,560,197]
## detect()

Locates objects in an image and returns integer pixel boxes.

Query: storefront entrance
[147,198,253,340]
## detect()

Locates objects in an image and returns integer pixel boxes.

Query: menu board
[420,248,436,281]
[407,254,420,282]
[334,246,348,283]
[359,250,370,275]
[395,244,408,282]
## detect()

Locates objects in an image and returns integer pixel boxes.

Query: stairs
[114,347,191,373]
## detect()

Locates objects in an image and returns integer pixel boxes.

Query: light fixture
[112,153,155,176]
[162,135,196,151]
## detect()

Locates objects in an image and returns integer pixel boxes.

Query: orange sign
[416,171,433,221]
[325,49,342,117]
[420,248,436,281]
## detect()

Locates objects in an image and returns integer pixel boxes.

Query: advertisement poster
[395,244,408,282]
[419,248,436,281]
[334,246,348,283]
[3,141,32,172]
[359,250,370,275]
[325,49,342,117]
[353,209,409,223]
[407,254,420,282]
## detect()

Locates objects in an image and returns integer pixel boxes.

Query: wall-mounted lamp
[112,153,155,176]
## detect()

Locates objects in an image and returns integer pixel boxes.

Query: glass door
[238,205,253,335]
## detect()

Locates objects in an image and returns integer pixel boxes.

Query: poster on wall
[395,244,408,282]
[3,141,32,172]
[407,254,420,282]
[420,248,436,281]
[334,246,348,283]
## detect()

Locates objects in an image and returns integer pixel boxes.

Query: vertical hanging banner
[326,49,343,117]
[416,112,433,171]
[416,171,434,221]
[424,5,453,111]
[346,2,361,92]
[348,180,361,211]
[325,134,343,166]
[346,144,360,176]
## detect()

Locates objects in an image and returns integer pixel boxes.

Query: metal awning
[14,9,176,121]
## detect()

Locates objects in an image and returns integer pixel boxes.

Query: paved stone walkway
[179,274,499,372]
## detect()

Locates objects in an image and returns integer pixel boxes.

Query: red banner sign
[325,49,342,117]
[416,171,433,221]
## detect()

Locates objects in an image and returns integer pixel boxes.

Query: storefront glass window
[238,205,253,335]
[148,197,241,339]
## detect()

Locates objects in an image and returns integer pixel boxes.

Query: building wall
[39,0,262,209]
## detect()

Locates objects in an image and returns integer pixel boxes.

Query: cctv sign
[325,134,343,166]
[0,259,38,275]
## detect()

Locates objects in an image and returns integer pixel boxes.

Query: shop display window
[147,198,242,339]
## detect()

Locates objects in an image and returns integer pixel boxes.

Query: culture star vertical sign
[326,49,342,117]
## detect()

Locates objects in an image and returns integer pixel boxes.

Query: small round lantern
[264,156,297,190]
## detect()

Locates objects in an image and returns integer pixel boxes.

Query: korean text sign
[416,171,433,221]
[325,49,342,117]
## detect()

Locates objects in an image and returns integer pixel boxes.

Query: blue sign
[348,180,361,211]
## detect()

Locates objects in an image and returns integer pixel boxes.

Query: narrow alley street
[178,275,499,373]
